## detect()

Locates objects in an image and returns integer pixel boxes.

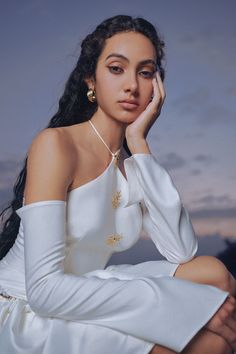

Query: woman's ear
[84,76,95,90]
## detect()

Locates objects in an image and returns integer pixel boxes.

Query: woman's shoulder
[30,125,83,160]
[30,125,87,176]
[32,126,73,148]
[23,126,83,203]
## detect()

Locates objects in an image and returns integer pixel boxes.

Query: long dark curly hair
[0,14,166,260]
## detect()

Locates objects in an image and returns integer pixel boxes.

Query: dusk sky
[1,0,236,244]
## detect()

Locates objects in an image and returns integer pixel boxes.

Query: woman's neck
[88,109,127,155]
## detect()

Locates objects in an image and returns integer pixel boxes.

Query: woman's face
[91,31,157,124]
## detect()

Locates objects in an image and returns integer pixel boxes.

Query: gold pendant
[106,233,123,246]
[113,152,120,168]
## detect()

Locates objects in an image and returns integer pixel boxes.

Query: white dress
[0,152,228,354]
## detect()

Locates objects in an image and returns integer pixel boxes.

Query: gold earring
[87,88,96,103]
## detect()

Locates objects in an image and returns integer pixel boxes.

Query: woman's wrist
[127,138,151,155]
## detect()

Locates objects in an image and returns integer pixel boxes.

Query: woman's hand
[125,71,166,153]
[205,295,236,350]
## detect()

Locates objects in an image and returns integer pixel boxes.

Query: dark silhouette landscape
[107,235,236,277]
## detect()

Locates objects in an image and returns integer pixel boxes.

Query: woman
[0,14,235,354]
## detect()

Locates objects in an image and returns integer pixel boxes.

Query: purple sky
[1,0,236,239]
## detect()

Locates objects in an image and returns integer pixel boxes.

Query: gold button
[106,233,123,246]
[112,190,122,209]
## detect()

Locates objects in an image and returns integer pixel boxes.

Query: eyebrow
[105,53,156,67]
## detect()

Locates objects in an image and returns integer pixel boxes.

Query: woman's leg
[148,256,235,354]
[173,255,236,351]
[174,255,236,295]
[149,344,176,354]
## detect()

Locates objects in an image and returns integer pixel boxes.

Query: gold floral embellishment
[112,190,122,209]
[106,233,123,246]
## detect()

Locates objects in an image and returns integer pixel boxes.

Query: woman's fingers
[207,316,236,350]
[218,322,236,350]
[226,316,236,333]
[155,71,166,102]
[205,296,236,349]
[148,76,160,111]
[224,296,236,314]
[147,72,165,118]
[125,71,166,141]
[151,72,164,106]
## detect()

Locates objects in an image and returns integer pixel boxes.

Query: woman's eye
[108,66,154,78]
[108,66,123,74]
[140,71,155,78]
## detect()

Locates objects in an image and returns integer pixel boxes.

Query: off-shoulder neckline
[22,153,150,202]
[22,155,127,205]
[67,155,127,195]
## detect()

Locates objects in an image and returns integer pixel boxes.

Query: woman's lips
[118,101,139,110]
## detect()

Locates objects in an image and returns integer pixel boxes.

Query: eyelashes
[108,66,123,74]
[108,66,155,78]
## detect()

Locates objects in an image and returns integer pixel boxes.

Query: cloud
[197,194,233,205]
[189,168,202,176]
[171,87,210,117]
[200,105,235,126]
[182,132,204,139]
[193,154,214,165]
[190,192,236,208]
[172,89,235,127]
[159,152,215,177]
[0,187,14,209]
[187,158,214,179]
[0,159,24,209]
[177,30,236,70]
[184,194,236,238]
[0,159,23,189]
[189,206,236,219]
[160,152,186,170]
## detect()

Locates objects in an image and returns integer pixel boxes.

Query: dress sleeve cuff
[123,153,150,207]
[123,153,153,207]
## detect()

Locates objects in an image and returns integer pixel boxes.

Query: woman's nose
[124,73,139,95]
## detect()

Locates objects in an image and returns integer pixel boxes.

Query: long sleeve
[15,201,228,352]
[123,153,198,263]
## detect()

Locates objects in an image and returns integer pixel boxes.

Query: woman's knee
[175,255,235,293]
[200,256,234,293]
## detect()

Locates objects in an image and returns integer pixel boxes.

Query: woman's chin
[118,116,138,125]
[118,111,140,123]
